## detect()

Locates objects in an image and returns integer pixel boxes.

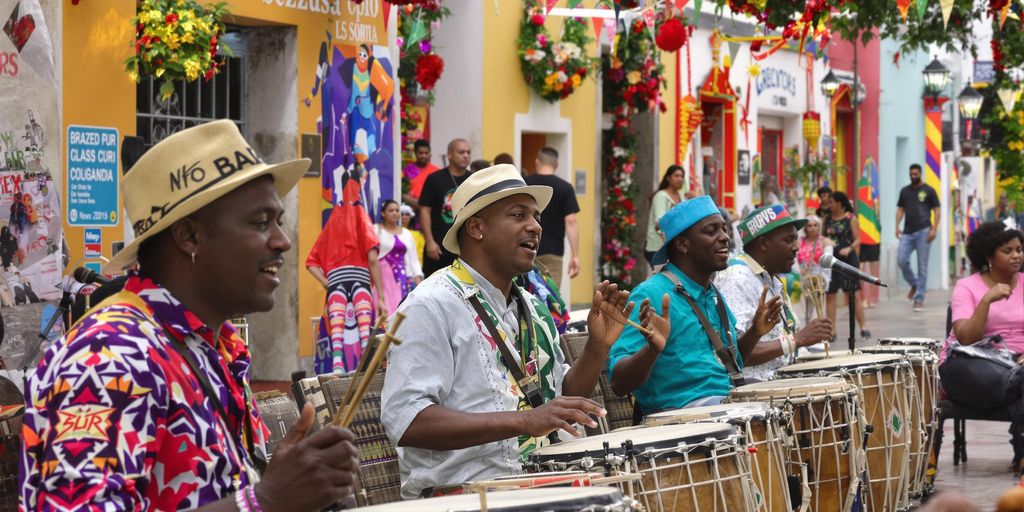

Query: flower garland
[124,0,232,100]
[601,16,667,289]
[397,2,449,183]
[984,12,1024,207]
[517,0,596,102]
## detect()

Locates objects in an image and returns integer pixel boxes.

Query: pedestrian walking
[896,163,940,312]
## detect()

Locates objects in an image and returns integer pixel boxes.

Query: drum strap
[467,294,545,410]
[660,270,746,388]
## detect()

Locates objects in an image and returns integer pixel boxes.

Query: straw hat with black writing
[442,164,552,254]
[104,120,309,274]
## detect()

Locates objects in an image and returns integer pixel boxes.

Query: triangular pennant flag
[897,0,911,22]
[675,0,689,8]
[1001,2,1011,28]
[569,0,582,7]
[727,41,741,66]
[545,0,559,15]
[642,8,656,40]
[693,0,702,24]
[613,2,622,27]
[998,86,1018,113]
[592,14,604,41]
[382,1,393,31]
[940,0,954,28]
[405,19,428,48]
[916,0,927,22]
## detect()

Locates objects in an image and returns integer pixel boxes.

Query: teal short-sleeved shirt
[608,263,741,413]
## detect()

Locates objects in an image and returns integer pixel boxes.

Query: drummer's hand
[521,396,606,438]
[587,281,634,349]
[256,404,360,512]
[750,287,783,337]
[796,318,833,347]
[639,294,671,353]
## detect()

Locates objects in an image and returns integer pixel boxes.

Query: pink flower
[537,34,547,47]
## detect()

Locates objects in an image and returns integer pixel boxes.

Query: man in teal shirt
[609,196,781,414]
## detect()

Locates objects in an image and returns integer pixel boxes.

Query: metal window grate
[135,31,246,149]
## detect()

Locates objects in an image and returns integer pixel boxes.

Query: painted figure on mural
[339,43,394,165]
[306,172,387,375]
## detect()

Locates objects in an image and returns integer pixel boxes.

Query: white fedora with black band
[442,164,552,255]
[104,120,310,274]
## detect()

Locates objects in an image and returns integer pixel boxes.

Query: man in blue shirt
[609,196,781,414]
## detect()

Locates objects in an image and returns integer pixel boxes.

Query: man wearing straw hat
[20,121,359,511]
[381,163,650,499]
[716,204,834,381]
[609,196,782,414]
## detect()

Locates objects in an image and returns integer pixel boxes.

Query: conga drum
[728,377,864,512]
[529,423,755,512]
[643,403,795,512]
[795,349,856,362]
[355,487,637,511]
[777,354,913,512]
[860,344,939,498]
[0,403,23,512]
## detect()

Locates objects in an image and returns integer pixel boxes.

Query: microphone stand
[845,282,857,353]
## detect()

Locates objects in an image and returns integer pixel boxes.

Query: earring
[191,252,196,265]
[478,235,483,240]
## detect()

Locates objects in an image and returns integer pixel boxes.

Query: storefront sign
[336,0,386,44]
[84,228,101,258]
[756,67,797,97]
[67,125,118,226]
[974,61,995,85]
[261,0,341,15]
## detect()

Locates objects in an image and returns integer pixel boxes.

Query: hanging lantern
[656,17,689,52]
[802,111,821,150]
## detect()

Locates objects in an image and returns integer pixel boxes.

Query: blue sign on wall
[67,125,119,226]
[84,228,102,258]
[974,61,995,85]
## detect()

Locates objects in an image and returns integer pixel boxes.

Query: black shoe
[861,329,872,340]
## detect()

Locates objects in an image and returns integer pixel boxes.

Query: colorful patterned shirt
[20,274,269,511]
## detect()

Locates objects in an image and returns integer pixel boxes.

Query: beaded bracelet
[234,490,251,512]
[246,486,265,512]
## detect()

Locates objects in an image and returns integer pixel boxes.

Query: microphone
[73,267,110,286]
[820,254,887,287]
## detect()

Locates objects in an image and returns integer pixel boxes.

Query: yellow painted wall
[482,1,600,303]
[658,48,679,182]
[64,0,378,358]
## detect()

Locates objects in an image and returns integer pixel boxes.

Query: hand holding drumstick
[638,294,672,353]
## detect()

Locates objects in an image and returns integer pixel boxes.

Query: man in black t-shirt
[524,147,580,292]
[895,163,941,312]
[419,138,473,276]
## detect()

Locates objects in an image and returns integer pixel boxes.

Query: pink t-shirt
[942,272,1024,362]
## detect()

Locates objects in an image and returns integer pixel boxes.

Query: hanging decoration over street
[397,2,449,171]
[124,0,233,100]
[601,14,666,288]
[517,0,597,102]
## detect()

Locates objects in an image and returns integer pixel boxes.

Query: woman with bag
[940,221,1024,470]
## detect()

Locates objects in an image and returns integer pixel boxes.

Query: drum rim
[356,487,624,511]
[529,423,738,462]
[643,402,771,425]
[729,376,852,398]
[777,353,906,373]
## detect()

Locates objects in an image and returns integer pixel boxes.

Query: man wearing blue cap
[716,205,834,381]
[609,196,783,413]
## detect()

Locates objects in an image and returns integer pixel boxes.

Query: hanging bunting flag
[693,0,702,24]
[569,0,583,7]
[897,0,911,21]
[405,19,428,48]
[940,0,954,27]
[613,1,622,25]
[998,86,1019,113]
[545,0,559,15]
[857,159,881,246]
[675,0,689,8]
[727,41,741,67]
[592,14,605,40]
[916,0,927,22]
[1000,2,1011,28]
[642,7,656,39]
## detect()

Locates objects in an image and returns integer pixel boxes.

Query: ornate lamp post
[957,84,984,140]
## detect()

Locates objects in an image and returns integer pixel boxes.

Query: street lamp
[922,56,951,99]
[821,70,841,98]
[957,84,984,140]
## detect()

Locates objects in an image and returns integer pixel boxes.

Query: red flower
[165,13,179,24]
[532,14,545,25]
[416,53,445,91]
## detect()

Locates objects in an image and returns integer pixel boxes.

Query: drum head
[879,337,939,346]
[356,487,624,511]
[777,353,903,375]
[644,403,769,426]
[860,344,934,358]
[530,423,736,463]
[729,376,851,400]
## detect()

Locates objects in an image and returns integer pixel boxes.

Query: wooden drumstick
[332,311,405,428]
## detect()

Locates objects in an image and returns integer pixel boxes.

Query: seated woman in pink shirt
[942,221,1024,363]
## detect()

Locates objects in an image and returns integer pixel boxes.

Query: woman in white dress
[374,200,423,315]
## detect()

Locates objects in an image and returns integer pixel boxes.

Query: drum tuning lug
[747,446,757,454]
[864,424,875,434]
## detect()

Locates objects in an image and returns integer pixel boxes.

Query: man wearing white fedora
[381,163,664,499]
[20,121,359,511]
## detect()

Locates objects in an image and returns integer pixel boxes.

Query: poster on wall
[306,1,395,225]
[737,150,751,185]
[0,0,61,374]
